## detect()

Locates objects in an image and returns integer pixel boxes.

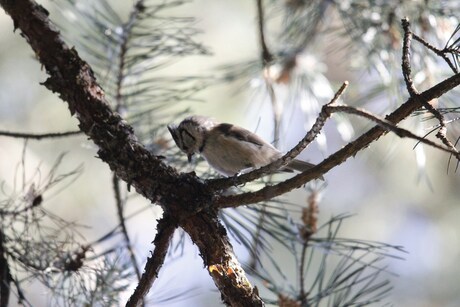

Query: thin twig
[126,216,176,307]
[401,18,418,97]
[0,130,82,139]
[249,0,278,271]
[256,0,273,65]
[298,243,308,304]
[114,0,144,111]
[402,18,458,157]
[1,2,255,305]
[412,34,458,73]
[327,104,460,158]
[112,175,141,280]
[111,0,145,290]
[10,276,29,306]
[215,73,460,208]
[207,81,349,191]
[298,190,318,304]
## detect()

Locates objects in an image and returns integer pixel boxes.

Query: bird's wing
[214,123,271,148]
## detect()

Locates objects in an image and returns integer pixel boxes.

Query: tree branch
[114,0,145,111]
[180,211,263,306]
[0,130,82,139]
[0,0,213,214]
[215,72,460,208]
[327,104,460,158]
[111,0,146,289]
[401,18,458,157]
[251,0,278,272]
[126,217,176,307]
[112,175,141,281]
[256,0,273,65]
[2,2,460,305]
[207,81,348,191]
[0,1,261,305]
[413,33,458,74]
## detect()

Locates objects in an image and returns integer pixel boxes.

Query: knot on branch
[162,172,215,219]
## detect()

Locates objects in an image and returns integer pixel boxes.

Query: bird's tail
[285,159,324,180]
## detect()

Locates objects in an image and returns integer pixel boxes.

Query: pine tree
[0,0,459,306]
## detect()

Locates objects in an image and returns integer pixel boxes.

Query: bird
[168,115,318,177]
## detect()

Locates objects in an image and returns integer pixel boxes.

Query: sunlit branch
[215,73,460,208]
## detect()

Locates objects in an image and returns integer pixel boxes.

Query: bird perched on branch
[168,115,319,177]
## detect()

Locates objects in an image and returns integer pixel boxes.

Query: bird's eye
[180,129,196,151]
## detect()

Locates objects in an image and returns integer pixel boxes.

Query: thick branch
[216,73,460,207]
[181,211,263,307]
[126,217,176,307]
[1,1,259,305]
[0,0,213,215]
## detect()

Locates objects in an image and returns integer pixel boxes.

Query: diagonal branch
[0,0,211,210]
[327,104,460,158]
[412,33,458,74]
[215,72,460,208]
[0,1,262,305]
[401,18,458,158]
[2,2,459,305]
[207,81,349,191]
[126,216,176,307]
[112,175,141,281]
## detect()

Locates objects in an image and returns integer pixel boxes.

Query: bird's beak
[167,124,176,135]
[187,153,193,163]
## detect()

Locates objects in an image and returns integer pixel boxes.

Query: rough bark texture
[0,0,263,305]
[126,217,176,307]
[1,1,460,306]
[182,212,263,307]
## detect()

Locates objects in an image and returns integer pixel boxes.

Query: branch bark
[2,1,459,306]
[181,211,263,307]
[126,217,176,307]
[0,0,262,305]
[401,18,458,156]
[112,175,141,281]
[216,72,460,207]
[206,82,349,192]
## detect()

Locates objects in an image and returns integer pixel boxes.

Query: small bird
[168,115,318,177]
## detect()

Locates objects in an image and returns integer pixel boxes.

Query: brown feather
[215,123,270,148]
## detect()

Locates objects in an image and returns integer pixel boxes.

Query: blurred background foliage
[1,0,460,306]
